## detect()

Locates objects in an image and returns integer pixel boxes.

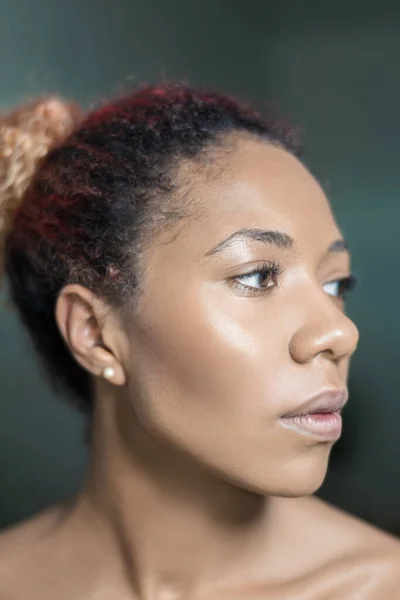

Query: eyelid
[231,261,283,279]
[228,261,283,296]
[225,259,281,276]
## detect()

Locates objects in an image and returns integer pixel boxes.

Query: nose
[289,292,359,365]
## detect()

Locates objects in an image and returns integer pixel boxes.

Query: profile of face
[66,137,359,498]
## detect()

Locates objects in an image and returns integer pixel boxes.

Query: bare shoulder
[304,495,400,551]
[0,506,67,598]
[297,496,400,597]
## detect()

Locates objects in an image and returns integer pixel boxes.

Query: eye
[323,275,357,300]
[232,262,283,295]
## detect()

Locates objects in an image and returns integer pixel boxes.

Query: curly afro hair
[2,84,300,413]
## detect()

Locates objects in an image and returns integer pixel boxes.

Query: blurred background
[1,0,400,534]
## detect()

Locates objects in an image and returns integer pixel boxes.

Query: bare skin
[1,138,400,599]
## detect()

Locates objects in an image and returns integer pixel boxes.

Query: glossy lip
[279,388,348,441]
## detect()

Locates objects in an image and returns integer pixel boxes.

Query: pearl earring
[103,366,116,380]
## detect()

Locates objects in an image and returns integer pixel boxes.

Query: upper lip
[281,388,348,419]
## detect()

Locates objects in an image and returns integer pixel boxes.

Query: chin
[268,474,328,498]
[271,456,330,498]
[233,450,332,499]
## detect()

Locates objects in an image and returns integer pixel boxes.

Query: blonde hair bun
[0,96,81,271]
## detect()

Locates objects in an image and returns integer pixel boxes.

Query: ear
[55,284,126,386]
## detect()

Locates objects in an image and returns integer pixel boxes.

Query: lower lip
[279,412,342,440]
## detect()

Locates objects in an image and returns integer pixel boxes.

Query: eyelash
[230,261,357,299]
[230,261,283,296]
[326,274,357,300]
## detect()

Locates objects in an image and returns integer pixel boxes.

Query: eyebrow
[327,239,349,254]
[205,227,349,258]
[205,228,294,257]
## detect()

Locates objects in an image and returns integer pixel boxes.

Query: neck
[76,396,281,599]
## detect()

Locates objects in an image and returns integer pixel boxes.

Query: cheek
[125,288,332,495]
[129,285,291,434]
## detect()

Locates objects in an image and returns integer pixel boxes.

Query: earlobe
[55,284,126,387]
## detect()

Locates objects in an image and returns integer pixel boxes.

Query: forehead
[143,140,344,281]
[171,139,340,254]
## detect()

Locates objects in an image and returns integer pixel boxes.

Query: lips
[281,388,348,419]
[279,388,348,441]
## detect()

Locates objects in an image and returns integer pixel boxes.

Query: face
[118,139,359,497]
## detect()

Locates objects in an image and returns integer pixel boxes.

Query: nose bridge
[289,285,359,364]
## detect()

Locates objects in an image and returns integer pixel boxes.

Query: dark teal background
[1,1,400,534]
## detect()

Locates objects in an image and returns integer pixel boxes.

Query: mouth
[279,388,348,441]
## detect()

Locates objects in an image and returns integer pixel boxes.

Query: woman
[0,85,399,599]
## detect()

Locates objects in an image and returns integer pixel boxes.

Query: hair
[0,84,300,414]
